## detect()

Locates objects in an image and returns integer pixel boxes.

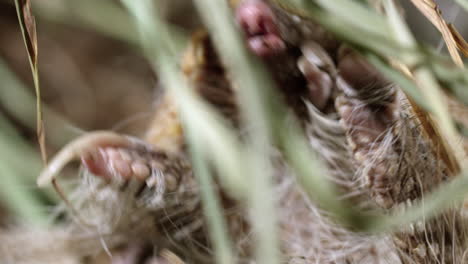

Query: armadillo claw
[37,131,188,196]
[298,41,336,110]
[81,146,151,182]
[37,131,142,187]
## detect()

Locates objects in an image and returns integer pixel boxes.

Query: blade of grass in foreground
[0,113,49,226]
[0,57,76,148]
[120,1,235,263]
[0,110,58,200]
[31,0,188,52]
[191,0,281,263]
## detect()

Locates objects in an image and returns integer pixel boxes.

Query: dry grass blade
[449,24,468,57]
[14,0,37,65]
[409,0,465,67]
[385,0,464,173]
[14,0,47,164]
[370,56,461,175]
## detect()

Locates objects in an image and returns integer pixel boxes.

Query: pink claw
[81,149,112,180]
[37,131,152,187]
[81,148,131,181]
[82,147,150,182]
[235,0,285,57]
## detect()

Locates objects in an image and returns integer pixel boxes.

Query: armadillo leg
[335,48,467,263]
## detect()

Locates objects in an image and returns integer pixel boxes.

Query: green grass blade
[120,1,236,263]
[191,0,281,262]
[0,57,76,148]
